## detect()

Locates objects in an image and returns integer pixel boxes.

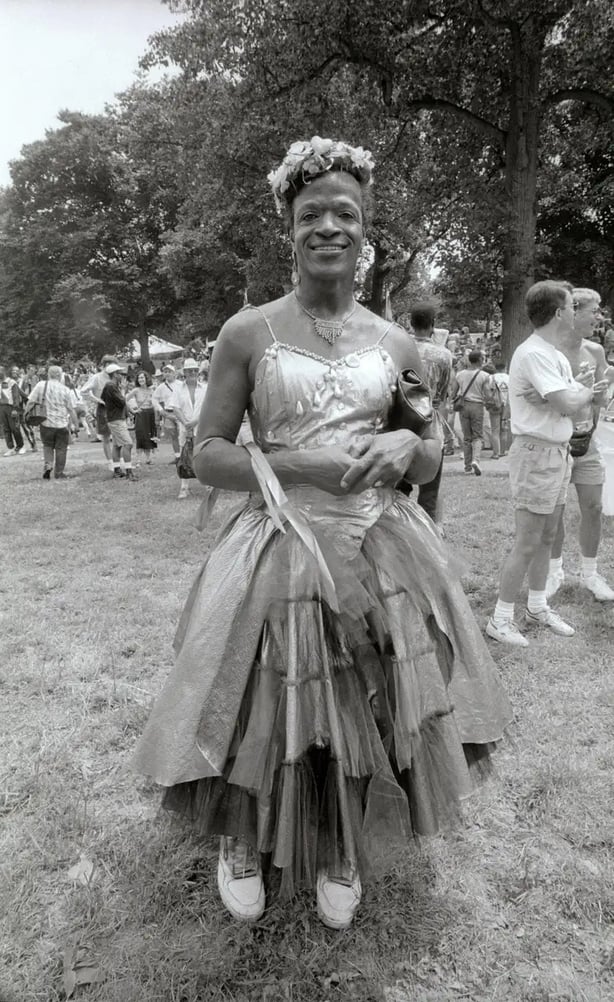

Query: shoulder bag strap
[459,369,480,400]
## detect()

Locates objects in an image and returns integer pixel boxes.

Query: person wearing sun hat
[80,354,121,471]
[166,358,207,498]
[133,136,513,929]
[153,362,181,463]
[100,363,136,481]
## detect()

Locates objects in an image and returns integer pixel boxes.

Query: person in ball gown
[132,137,513,929]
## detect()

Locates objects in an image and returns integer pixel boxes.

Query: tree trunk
[365,242,390,316]
[500,23,543,363]
[137,316,154,374]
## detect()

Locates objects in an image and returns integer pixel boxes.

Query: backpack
[483,376,503,412]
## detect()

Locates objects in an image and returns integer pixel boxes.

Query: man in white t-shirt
[167,358,207,499]
[486,281,607,647]
[152,363,181,464]
[492,361,510,456]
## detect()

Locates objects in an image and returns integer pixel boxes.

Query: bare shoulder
[214,295,289,363]
[382,321,421,368]
[583,339,606,365]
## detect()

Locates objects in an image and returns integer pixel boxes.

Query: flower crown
[267,136,375,214]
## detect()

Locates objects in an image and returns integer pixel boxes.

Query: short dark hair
[410,302,436,331]
[495,361,506,372]
[468,349,483,364]
[525,281,569,327]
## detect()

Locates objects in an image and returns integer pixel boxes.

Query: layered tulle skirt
[132,486,512,895]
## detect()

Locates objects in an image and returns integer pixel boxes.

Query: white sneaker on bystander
[581,572,614,601]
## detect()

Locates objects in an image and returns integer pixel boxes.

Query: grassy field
[1,440,613,1002]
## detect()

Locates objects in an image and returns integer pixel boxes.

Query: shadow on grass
[64,818,469,1002]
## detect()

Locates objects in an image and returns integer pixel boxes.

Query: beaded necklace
[295,292,357,345]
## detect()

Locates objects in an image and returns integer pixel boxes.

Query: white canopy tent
[128,335,185,360]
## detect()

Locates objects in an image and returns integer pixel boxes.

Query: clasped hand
[309,431,421,495]
[574,370,608,396]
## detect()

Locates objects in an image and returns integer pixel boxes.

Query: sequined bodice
[249,341,398,454]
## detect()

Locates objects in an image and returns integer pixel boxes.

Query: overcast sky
[0,0,185,185]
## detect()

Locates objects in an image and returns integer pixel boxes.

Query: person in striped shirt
[26,366,79,479]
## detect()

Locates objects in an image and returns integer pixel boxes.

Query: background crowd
[3,308,613,495]
[0,354,210,494]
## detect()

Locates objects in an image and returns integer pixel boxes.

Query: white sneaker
[485,617,529,647]
[3,448,16,456]
[581,572,614,602]
[178,485,190,500]
[316,869,362,930]
[545,568,565,599]
[17,446,27,455]
[525,607,575,636]
[471,461,482,477]
[217,837,265,922]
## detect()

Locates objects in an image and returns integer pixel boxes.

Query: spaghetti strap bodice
[250,342,398,453]
[244,308,399,454]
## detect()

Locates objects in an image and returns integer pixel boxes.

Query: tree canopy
[0,0,612,363]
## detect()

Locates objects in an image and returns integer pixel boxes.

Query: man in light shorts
[100,363,135,481]
[152,363,181,463]
[80,355,118,471]
[546,287,614,601]
[486,281,606,647]
[167,358,207,499]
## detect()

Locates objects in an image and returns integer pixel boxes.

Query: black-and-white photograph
[1,2,613,1000]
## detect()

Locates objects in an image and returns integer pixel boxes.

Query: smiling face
[291,171,364,284]
[137,372,147,387]
[573,295,602,340]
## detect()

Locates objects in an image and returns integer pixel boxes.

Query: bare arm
[81,376,105,406]
[151,386,166,415]
[544,384,595,415]
[193,313,360,495]
[584,343,614,420]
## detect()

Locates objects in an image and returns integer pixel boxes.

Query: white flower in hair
[268,136,375,214]
[310,136,334,155]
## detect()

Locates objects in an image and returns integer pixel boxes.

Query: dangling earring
[291,248,300,287]
[355,238,368,283]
